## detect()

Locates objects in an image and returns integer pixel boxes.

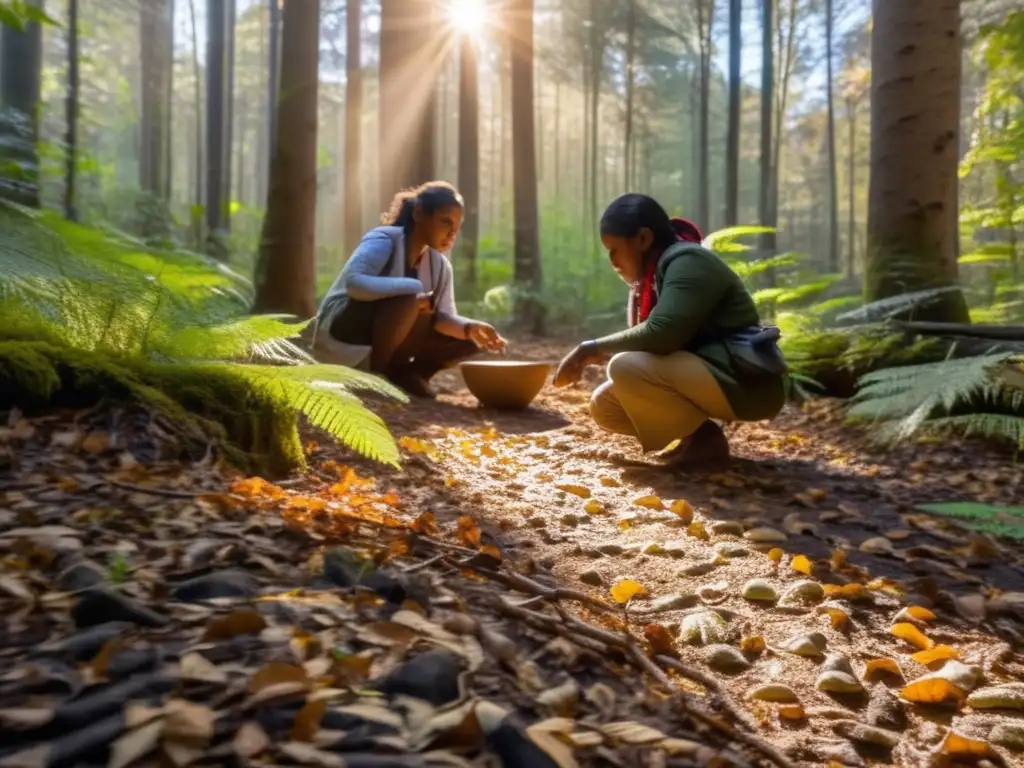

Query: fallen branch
[894,320,1024,342]
[105,479,214,498]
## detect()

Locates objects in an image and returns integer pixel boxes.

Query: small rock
[834,721,899,748]
[681,610,727,646]
[597,544,624,556]
[323,547,421,604]
[859,537,895,555]
[559,514,579,527]
[182,539,223,569]
[714,542,749,558]
[822,652,856,676]
[45,622,135,660]
[749,683,798,703]
[817,670,864,694]
[680,560,719,577]
[58,560,107,592]
[742,579,778,603]
[744,527,787,544]
[954,593,986,624]
[646,592,697,613]
[991,723,1024,751]
[538,555,556,569]
[375,648,464,707]
[814,739,866,768]
[866,685,907,731]
[782,632,828,659]
[705,645,750,672]
[710,521,744,536]
[698,581,729,604]
[579,569,605,587]
[779,579,825,606]
[72,588,169,629]
[966,683,1024,710]
[442,613,478,636]
[171,569,259,602]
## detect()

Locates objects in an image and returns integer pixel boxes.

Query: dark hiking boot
[386,367,437,399]
[663,420,731,468]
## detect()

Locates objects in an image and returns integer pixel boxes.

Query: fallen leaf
[740,635,766,654]
[249,662,310,694]
[906,605,936,623]
[791,554,812,575]
[600,720,666,745]
[632,495,665,510]
[643,624,676,656]
[830,549,847,570]
[779,705,806,721]
[610,579,649,604]
[411,510,438,534]
[823,583,864,600]
[108,719,164,768]
[233,722,270,758]
[525,718,579,768]
[290,698,326,742]
[163,699,214,744]
[939,731,995,759]
[584,499,606,515]
[767,548,783,564]
[180,653,228,684]
[911,645,959,665]
[864,658,903,681]
[891,622,933,651]
[556,483,592,499]
[456,516,482,548]
[820,606,849,630]
[202,610,267,641]
[686,520,709,541]
[599,476,620,488]
[670,500,693,523]
[81,431,110,453]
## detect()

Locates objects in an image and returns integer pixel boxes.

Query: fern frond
[835,287,963,325]
[925,413,1024,448]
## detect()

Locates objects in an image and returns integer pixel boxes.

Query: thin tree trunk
[509,0,543,332]
[554,79,561,198]
[344,0,363,254]
[457,33,480,298]
[140,0,173,234]
[223,0,236,222]
[865,0,969,322]
[725,0,741,226]
[846,99,856,278]
[189,0,203,244]
[266,0,282,201]
[696,0,714,228]
[825,0,839,271]
[65,0,79,220]
[623,0,636,191]
[587,0,602,228]
[252,0,320,316]
[206,0,228,254]
[758,0,774,253]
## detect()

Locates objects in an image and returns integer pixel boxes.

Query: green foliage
[848,353,1024,448]
[0,0,57,30]
[0,201,406,473]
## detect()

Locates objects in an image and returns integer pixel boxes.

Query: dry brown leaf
[81,431,110,453]
[291,698,327,742]
[233,721,270,758]
[411,510,438,535]
[600,720,667,745]
[643,624,676,656]
[278,742,346,767]
[891,622,934,651]
[791,554,812,575]
[108,719,164,768]
[0,744,49,768]
[249,661,310,694]
[179,652,227,684]
[86,636,124,682]
[525,718,579,768]
[202,609,267,641]
[163,699,214,745]
[0,708,53,729]
[609,579,648,604]
[0,576,33,602]
[911,645,960,666]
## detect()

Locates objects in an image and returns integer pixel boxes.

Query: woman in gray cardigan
[314,182,504,398]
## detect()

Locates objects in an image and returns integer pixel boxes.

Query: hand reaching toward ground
[466,321,507,352]
[553,342,605,387]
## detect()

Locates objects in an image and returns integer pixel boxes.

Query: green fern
[0,200,407,472]
[849,353,1024,447]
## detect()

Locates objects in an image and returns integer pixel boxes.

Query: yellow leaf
[941,731,995,758]
[900,677,966,705]
[823,583,864,600]
[633,495,665,510]
[767,548,783,564]
[556,483,592,499]
[778,705,805,721]
[584,499,606,515]
[821,606,849,630]
[906,605,936,623]
[686,520,709,541]
[911,645,959,665]
[599,476,621,488]
[830,549,847,570]
[618,519,633,531]
[791,554,812,575]
[610,579,649,604]
[670,500,693,523]
[864,658,903,681]
[398,436,436,456]
[891,622,934,651]
[740,635,765,654]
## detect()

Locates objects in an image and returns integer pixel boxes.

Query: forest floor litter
[2,339,1024,767]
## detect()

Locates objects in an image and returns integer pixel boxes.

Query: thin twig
[402,554,445,573]
[106,479,213,498]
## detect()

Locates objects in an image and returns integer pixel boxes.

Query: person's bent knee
[606,351,649,382]
[588,383,619,428]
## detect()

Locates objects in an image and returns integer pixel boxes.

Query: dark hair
[382,181,464,231]
[599,193,702,249]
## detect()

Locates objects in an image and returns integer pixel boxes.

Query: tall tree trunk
[189,0,203,244]
[223,0,236,220]
[344,0,363,254]
[758,0,776,256]
[164,0,175,202]
[266,0,282,202]
[846,97,856,278]
[252,0,320,316]
[696,0,714,228]
[379,0,441,208]
[139,0,173,234]
[824,0,839,271]
[554,79,561,198]
[0,0,43,208]
[623,0,636,190]
[725,0,740,226]
[206,0,229,255]
[866,0,969,322]
[457,34,480,298]
[587,0,604,227]
[509,0,543,333]
[65,0,79,220]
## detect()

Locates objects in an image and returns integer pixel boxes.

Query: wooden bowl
[459,360,552,410]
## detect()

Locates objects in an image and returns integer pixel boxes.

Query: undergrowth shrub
[0,201,406,474]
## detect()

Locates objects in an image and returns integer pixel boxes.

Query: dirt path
[2,339,1024,767]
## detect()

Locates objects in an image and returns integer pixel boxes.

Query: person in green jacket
[553,194,787,465]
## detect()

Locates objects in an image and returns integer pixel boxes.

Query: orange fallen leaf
[940,731,994,759]
[249,662,310,694]
[643,624,676,656]
[906,605,936,623]
[830,549,847,570]
[203,610,268,641]
[556,483,592,499]
[791,554,812,575]
[821,606,849,630]
[610,579,649,604]
[633,495,665,510]
[618,520,633,531]
[823,583,864,600]
[584,499,606,515]
[456,516,482,548]
[81,431,111,453]
[900,677,966,705]
[599,476,620,488]
[891,622,934,651]
[480,544,503,562]
[911,645,959,665]
[864,658,903,681]
[778,705,806,721]
[740,635,765,654]
[686,520,709,541]
[290,698,326,742]
[767,548,783,564]
[670,499,694,523]
[411,510,438,534]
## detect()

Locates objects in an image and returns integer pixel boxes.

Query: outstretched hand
[553,342,604,387]
[466,321,507,353]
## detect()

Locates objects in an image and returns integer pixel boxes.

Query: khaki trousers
[589,351,736,452]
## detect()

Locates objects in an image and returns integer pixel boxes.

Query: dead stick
[459,562,616,614]
[106,479,216,499]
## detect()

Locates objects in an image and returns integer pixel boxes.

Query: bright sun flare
[447,0,488,35]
